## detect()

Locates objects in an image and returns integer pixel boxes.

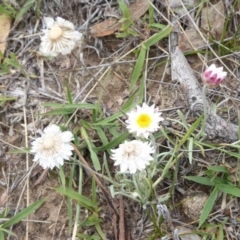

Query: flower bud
[202,64,227,86]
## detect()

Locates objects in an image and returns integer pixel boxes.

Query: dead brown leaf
[201,1,225,40]
[89,0,149,37]
[178,29,206,51]
[178,1,226,51]
[0,14,11,58]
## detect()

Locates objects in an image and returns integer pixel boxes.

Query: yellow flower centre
[49,25,63,41]
[42,137,55,149]
[136,114,151,128]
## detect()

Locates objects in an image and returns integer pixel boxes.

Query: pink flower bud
[202,64,227,86]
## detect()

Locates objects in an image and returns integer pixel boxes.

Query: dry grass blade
[0,190,8,208]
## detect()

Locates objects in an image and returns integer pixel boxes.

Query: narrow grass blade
[122,87,140,109]
[218,224,224,239]
[58,166,66,187]
[40,109,74,115]
[1,198,46,228]
[66,83,73,104]
[95,127,109,153]
[117,0,131,18]
[130,46,147,90]
[177,110,189,130]
[42,103,101,112]
[144,26,173,48]
[174,114,203,153]
[95,223,106,240]
[185,176,216,187]
[93,131,129,152]
[14,0,35,25]
[149,23,166,30]
[0,228,16,237]
[207,165,228,173]
[81,127,101,171]
[55,187,96,209]
[138,75,144,102]
[0,5,16,18]
[91,178,97,205]
[219,184,240,197]
[199,185,219,227]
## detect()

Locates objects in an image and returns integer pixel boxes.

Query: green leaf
[0,64,11,75]
[149,23,166,30]
[9,147,30,154]
[219,184,240,197]
[66,83,73,104]
[1,198,46,229]
[95,127,109,151]
[55,187,97,209]
[4,58,22,70]
[122,87,140,109]
[14,0,35,25]
[218,224,224,239]
[95,222,106,240]
[93,131,129,152]
[80,119,92,130]
[174,114,203,153]
[59,166,66,187]
[130,46,147,90]
[40,109,75,115]
[0,4,16,18]
[80,213,102,227]
[0,228,16,237]
[199,186,219,227]
[117,0,131,19]
[185,176,216,186]
[81,127,101,171]
[0,95,16,107]
[207,165,228,173]
[0,230,5,238]
[42,103,101,112]
[91,178,97,205]
[177,110,189,130]
[116,32,129,38]
[144,26,173,48]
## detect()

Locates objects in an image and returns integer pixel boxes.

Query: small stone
[182,191,208,221]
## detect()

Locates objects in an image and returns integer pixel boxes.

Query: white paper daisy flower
[39,17,83,57]
[31,124,74,169]
[111,140,154,174]
[126,103,164,138]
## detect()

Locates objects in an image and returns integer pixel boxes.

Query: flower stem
[196,84,208,139]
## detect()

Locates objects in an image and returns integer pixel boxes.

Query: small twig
[119,195,126,240]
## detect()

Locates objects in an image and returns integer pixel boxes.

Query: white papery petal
[111,140,154,174]
[44,17,54,28]
[31,124,73,169]
[61,131,74,142]
[39,16,83,57]
[126,103,164,139]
